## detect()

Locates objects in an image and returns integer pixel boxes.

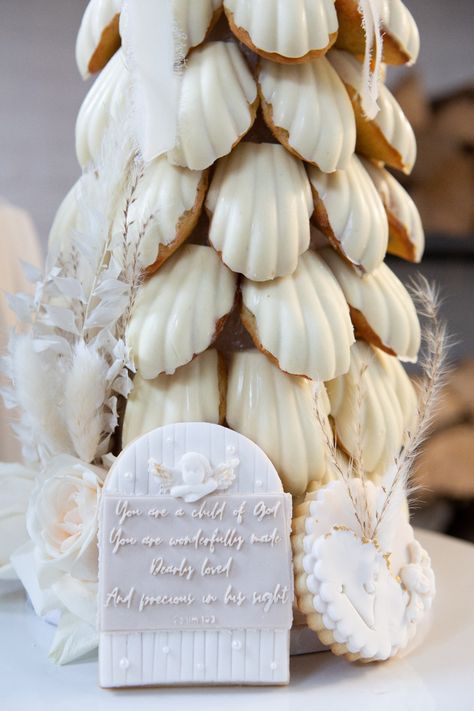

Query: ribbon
[120,0,182,162]
[358,0,384,119]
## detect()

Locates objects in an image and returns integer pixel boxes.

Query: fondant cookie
[167,42,258,170]
[126,245,237,379]
[361,158,425,263]
[335,0,420,65]
[319,247,421,361]
[292,479,434,661]
[206,142,313,280]
[174,0,223,55]
[76,0,121,79]
[122,349,225,446]
[325,341,416,474]
[75,50,129,168]
[100,423,293,686]
[258,56,356,172]
[328,49,416,173]
[226,350,331,495]
[241,250,354,381]
[115,156,208,274]
[224,0,338,63]
[308,154,388,273]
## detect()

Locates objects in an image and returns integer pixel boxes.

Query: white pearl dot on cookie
[119,657,130,670]
[232,640,242,651]
[162,646,170,655]
[124,472,133,481]
[227,444,236,455]
[270,661,277,670]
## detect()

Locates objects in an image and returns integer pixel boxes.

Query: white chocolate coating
[381,0,420,64]
[242,250,354,381]
[328,50,417,173]
[122,350,222,446]
[114,156,206,270]
[259,56,356,172]
[206,142,313,281]
[361,158,425,262]
[48,180,80,255]
[226,350,330,495]
[320,247,421,361]
[224,0,338,60]
[308,155,388,273]
[75,50,129,168]
[75,0,121,79]
[126,245,237,379]
[325,341,416,474]
[167,42,257,171]
[174,0,223,54]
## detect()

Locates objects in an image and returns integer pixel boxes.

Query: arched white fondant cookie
[292,479,434,661]
[126,245,237,379]
[320,247,421,361]
[361,158,425,263]
[241,250,354,381]
[174,0,223,55]
[206,142,313,281]
[122,350,224,446]
[325,341,416,474]
[113,156,208,273]
[224,0,338,63]
[167,42,258,171]
[76,0,121,79]
[308,155,388,273]
[328,50,416,174]
[258,56,356,172]
[76,50,129,168]
[226,350,331,495]
[335,0,420,65]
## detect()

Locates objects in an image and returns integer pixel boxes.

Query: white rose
[27,455,104,583]
[0,463,36,579]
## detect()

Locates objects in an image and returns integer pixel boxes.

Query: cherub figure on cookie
[148,452,239,503]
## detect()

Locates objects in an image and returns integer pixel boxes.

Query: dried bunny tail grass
[64,340,108,463]
[372,275,450,538]
[10,333,72,462]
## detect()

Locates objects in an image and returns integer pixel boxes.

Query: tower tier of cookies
[52,0,424,498]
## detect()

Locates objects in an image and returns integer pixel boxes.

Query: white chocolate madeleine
[167,42,258,171]
[241,250,354,381]
[226,350,331,495]
[126,245,237,379]
[325,341,416,473]
[114,156,208,273]
[292,479,434,662]
[308,155,388,273]
[206,142,313,281]
[48,180,80,256]
[361,158,425,263]
[76,0,121,79]
[224,0,338,63]
[75,50,129,169]
[335,0,420,66]
[122,350,224,447]
[328,49,416,174]
[258,56,356,172]
[174,0,223,55]
[320,247,421,361]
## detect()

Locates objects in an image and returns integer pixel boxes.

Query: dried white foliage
[316,276,449,542]
[1,119,151,465]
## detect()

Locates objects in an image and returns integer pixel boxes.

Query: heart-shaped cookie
[292,479,435,662]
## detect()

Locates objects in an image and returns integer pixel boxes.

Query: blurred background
[0,1,473,538]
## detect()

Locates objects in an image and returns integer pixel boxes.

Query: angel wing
[212,457,239,491]
[148,458,178,493]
